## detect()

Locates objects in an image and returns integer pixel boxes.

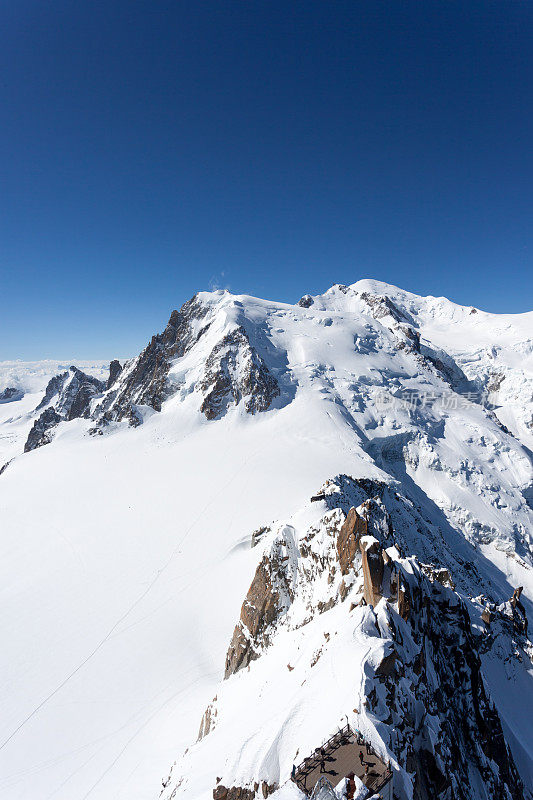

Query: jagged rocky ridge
[11,293,284,458]
[0,386,24,403]
[24,366,106,451]
[92,295,281,428]
[162,476,530,800]
[0,280,531,800]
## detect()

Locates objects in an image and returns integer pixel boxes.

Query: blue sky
[1,1,532,359]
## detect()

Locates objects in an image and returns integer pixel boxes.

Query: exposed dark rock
[94,295,210,425]
[200,327,279,420]
[375,648,397,677]
[212,786,254,800]
[384,562,525,800]
[360,292,411,324]
[217,473,525,800]
[396,324,421,353]
[298,294,314,308]
[36,367,105,420]
[107,360,122,390]
[23,367,105,452]
[310,493,326,502]
[0,387,23,403]
[251,526,270,548]
[35,372,68,411]
[24,408,62,452]
[224,533,296,679]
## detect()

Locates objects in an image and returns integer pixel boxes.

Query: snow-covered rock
[0,281,531,800]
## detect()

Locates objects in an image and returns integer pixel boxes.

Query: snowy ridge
[161,476,530,800]
[0,281,531,800]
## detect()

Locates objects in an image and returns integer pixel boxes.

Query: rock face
[212,786,255,800]
[360,537,384,606]
[36,367,105,418]
[94,296,210,425]
[212,782,277,800]
[199,327,279,420]
[336,507,367,575]
[378,562,524,800]
[224,549,293,678]
[360,291,411,324]
[213,475,526,800]
[24,408,62,452]
[24,367,105,452]
[197,697,217,741]
[106,360,122,390]
[0,387,23,403]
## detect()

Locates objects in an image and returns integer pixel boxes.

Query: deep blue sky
[1,1,532,358]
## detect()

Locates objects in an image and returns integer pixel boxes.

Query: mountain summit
[0,281,531,800]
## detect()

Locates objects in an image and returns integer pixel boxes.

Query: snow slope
[0,282,531,800]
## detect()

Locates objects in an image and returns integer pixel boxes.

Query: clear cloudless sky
[1,1,532,358]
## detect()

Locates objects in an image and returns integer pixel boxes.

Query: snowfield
[0,280,531,800]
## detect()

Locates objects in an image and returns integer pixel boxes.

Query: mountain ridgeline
[0,280,532,800]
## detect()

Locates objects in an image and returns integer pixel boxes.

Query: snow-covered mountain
[0,280,531,800]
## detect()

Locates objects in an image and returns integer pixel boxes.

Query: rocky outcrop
[35,373,67,411]
[213,786,254,800]
[24,367,105,452]
[94,295,211,425]
[35,367,105,419]
[378,564,524,800]
[0,387,23,403]
[200,327,279,420]
[360,292,411,324]
[106,359,122,390]
[212,782,278,800]
[298,294,314,308]
[224,551,290,678]
[166,473,529,800]
[24,408,62,452]
[360,537,384,606]
[198,697,217,740]
[336,507,367,575]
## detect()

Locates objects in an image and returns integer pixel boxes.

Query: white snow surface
[0,281,531,800]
